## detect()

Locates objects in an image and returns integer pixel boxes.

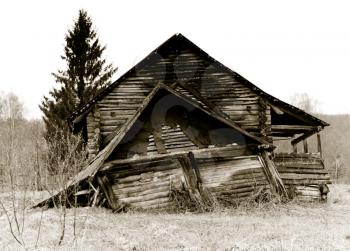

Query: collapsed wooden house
[36,33,331,210]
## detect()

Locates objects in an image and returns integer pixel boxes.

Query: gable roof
[68,33,329,128]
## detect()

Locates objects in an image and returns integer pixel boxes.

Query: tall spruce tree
[40,9,117,173]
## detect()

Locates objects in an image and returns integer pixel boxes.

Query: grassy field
[1,184,350,250]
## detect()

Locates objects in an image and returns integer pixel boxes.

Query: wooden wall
[105,158,183,209]
[274,153,331,201]
[198,156,269,202]
[97,76,154,141]
[102,147,268,210]
[86,106,101,158]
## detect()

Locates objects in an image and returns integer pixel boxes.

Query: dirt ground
[1,184,350,250]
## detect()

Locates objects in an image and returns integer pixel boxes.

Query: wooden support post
[303,139,308,153]
[96,175,122,212]
[177,153,207,205]
[176,152,213,206]
[91,186,100,207]
[259,151,288,199]
[317,132,322,158]
[188,152,213,205]
[292,143,297,153]
[188,152,202,184]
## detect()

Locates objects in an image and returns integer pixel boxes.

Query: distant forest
[0,93,349,188]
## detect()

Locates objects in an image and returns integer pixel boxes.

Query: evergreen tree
[40,9,117,173]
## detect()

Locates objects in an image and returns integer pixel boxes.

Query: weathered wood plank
[119,191,170,204]
[259,151,288,198]
[96,175,122,211]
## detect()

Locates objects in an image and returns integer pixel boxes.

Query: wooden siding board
[273,153,331,199]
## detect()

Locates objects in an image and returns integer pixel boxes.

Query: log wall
[97,76,154,141]
[102,146,267,210]
[104,158,183,209]
[86,106,101,158]
[198,156,269,202]
[274,153,331,201]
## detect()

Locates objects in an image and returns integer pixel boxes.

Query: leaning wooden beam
[91,186,100,207]
[291,130,317,146]
[259,150,288,199]
[317,133,322,158]
[177,154,203,203]
[96,175,122,211]
[188,151,213,205]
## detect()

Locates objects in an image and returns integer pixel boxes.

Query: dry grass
[1,185,350,250]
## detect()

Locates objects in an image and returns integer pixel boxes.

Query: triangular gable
[68,33,328,129]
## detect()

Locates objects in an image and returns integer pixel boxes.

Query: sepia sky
[1,0,350,118]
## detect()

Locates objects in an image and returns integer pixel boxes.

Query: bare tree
[290,92,320,114]
[0,93,26,247]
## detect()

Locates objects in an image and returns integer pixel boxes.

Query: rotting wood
[275,162,324,169]
[276,168,328,175]
[201,172,266,184]
[209,181,269,192]
[177,154,202,202]
[202,176,267,188]
[113,180,170,195]
[96,175,123,212]
[118,191,170,204]
[130,197,170,209]
[198,163,263,176]
[259,151,288,199]
[283,179,332,185]
[101,145,255,171]
[279,173,331,180]
[114,186,170,200]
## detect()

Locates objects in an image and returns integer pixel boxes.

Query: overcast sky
[1,0,350,118]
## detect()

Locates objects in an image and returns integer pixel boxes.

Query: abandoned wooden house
[35,33,331,211]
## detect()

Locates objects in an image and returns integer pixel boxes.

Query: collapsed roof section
[34,84,272,208]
